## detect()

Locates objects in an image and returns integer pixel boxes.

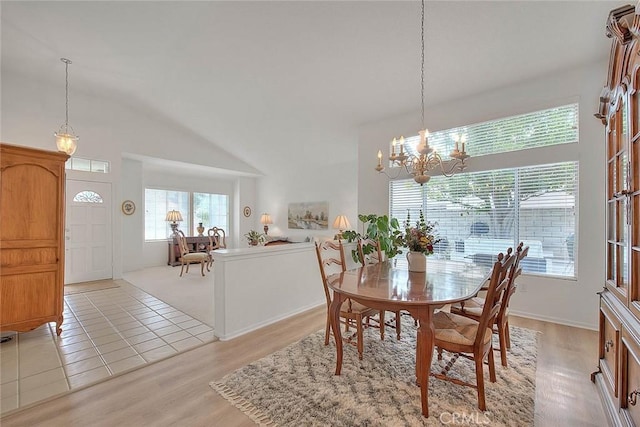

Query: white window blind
[397,104,578,160]
[144,189,230,241]
[390,162,578,278]
[145,189,190,240]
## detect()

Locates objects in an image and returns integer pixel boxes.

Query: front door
[65,180,113,284]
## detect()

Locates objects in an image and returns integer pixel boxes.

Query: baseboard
[509,309,598,331]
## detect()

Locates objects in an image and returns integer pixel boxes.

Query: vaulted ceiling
[1,1,620,174]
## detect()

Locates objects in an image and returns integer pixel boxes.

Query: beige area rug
[123,266,214,327]
[64,279,120,295]
[211,317,537,426]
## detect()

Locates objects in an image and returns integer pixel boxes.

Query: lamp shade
[332,215,351,230]
[165,210,183,223]
[260,213,273,225]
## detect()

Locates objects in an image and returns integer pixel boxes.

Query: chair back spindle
[475,252,515,348]
[315,240,346,308]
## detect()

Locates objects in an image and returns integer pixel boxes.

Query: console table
[167,236,210,266]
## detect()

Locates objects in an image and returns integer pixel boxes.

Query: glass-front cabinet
[595,4,640,427]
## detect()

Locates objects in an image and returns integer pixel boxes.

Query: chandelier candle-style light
[374,0,470,186]
[54,58,79,156]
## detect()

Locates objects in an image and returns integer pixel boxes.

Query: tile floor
[0,285,216,416]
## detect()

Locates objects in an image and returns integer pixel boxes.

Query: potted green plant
[342,213,403,263]
[244,230,266,246]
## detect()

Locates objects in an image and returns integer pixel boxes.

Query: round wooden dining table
[326,258,490,418]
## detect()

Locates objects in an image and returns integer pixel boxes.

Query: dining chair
[315,239,382,360]
[207,227,227,269]
[176,230,210,277]
[357,238,402,341]
[431,250,515,411]
[450,242,529,367]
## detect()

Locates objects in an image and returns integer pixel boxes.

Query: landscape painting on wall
[288,201,329,230]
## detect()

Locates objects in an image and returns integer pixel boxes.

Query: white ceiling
[1,1,622,174]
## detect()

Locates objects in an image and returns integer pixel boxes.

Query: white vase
[406,251,427,272]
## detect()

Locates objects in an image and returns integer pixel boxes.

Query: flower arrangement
[403,210,440,255]
[244,230,266,246]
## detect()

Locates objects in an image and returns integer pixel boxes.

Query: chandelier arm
[439,159,467,177]
[377,167,405,180]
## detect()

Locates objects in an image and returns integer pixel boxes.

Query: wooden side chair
[176,230,209,277]
[450,242,530,367]
[357,238,402,341]
[207,227,227,269]
[431,251,515,411]
[315,239,383,360]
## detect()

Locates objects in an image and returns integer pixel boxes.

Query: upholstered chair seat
[433,311,492,347]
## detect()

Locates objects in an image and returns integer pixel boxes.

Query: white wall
[1,70,262,176]
[256,160,359,243]
[121,158,144,272]
[358,60,608,330]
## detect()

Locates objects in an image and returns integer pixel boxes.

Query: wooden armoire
[0,143,69,335]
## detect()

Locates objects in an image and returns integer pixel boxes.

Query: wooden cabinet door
[621,328,640,425]
[601,301,621,399]
[607,93,632,306]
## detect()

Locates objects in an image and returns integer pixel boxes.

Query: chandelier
[54,58,78,156]
[375,0,469,185]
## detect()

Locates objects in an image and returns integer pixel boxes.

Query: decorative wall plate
[122,200,136,215]
[243,206,252,217]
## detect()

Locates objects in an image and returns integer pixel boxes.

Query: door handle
[605,339,614,352]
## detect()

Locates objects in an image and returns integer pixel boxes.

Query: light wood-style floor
[1,307,605,426]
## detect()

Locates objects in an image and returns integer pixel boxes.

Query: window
[193,193,228,236]
[389,104,579,279]
[396,104,578,160]
[144,189,229,240]
[66,157,110,173]
[145,189,189,240]
[72,191,103,203]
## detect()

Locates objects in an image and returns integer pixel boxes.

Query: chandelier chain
[65,60,69,127]
[421,0,425,131]
[60,57,73,128]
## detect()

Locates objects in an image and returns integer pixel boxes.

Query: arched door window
[72,190,104,203]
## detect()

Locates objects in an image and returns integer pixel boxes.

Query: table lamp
[260,213,273,235]
[165,210,183,236]
[332,215,351,240]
